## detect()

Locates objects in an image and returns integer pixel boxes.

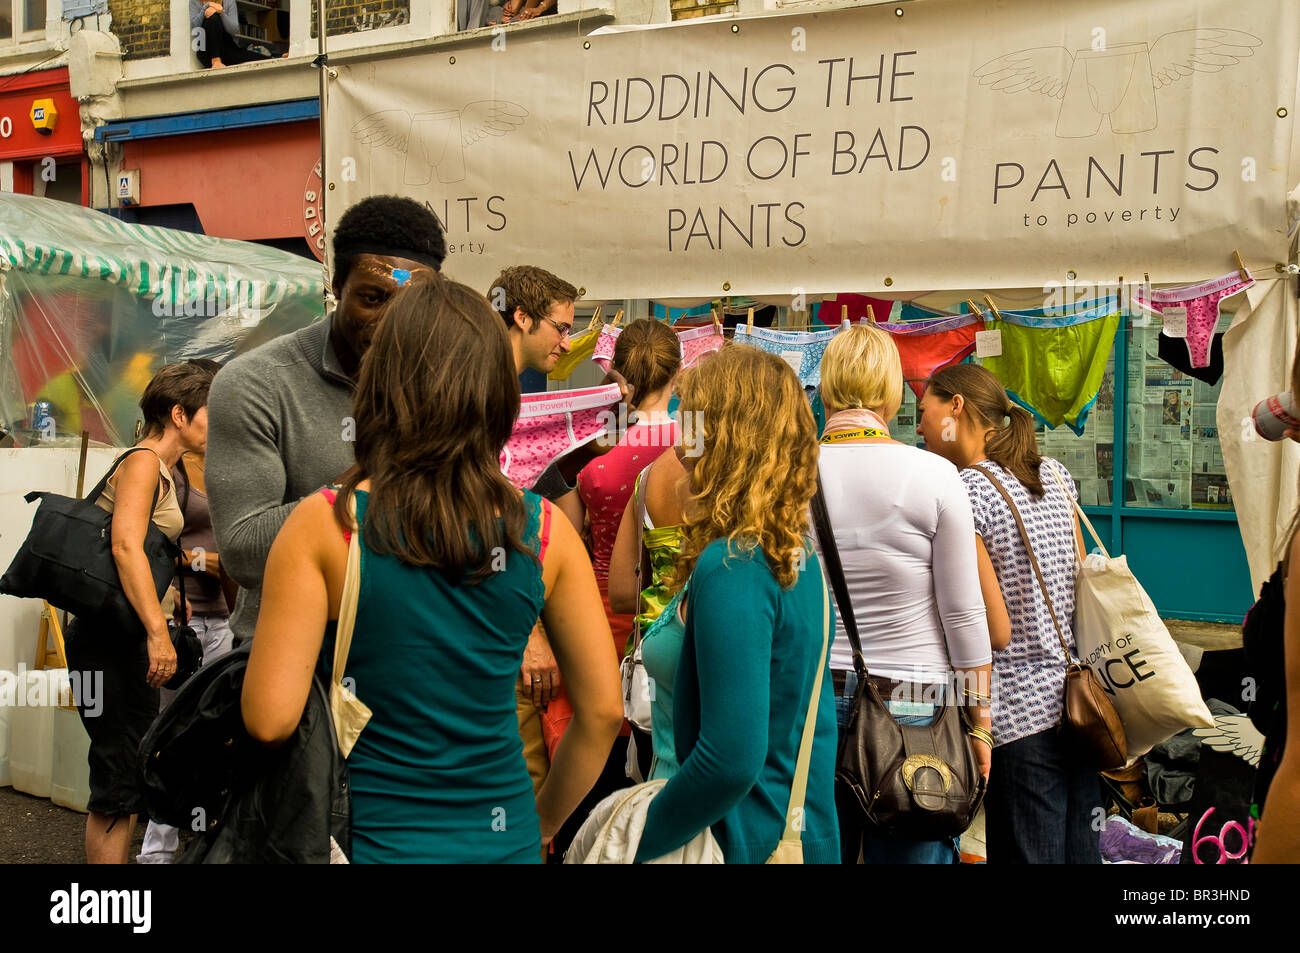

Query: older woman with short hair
[65,360,216,864]
[813,324,1001,864]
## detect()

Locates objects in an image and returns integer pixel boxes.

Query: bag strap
[968,464,1073,666]
[776,556,830,850]
[1045,463,1108,559]
[810,471,867,679]
[627,465,653,655]
[87,447,163,517]
[332,491,363,698]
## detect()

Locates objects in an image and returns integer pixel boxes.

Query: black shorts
[64,617,160,817]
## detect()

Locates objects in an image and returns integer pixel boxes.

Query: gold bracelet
[963,689,992,702]
[968,726,994,747]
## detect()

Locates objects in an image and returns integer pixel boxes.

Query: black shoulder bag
[811,472,985,841]
[1,448,180,636]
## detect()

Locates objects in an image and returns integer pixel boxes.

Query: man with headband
[206,195,445,644]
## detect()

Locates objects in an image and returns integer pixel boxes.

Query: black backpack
[138,642,351,863]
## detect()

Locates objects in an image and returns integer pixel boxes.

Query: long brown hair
[613,318,681,407]
[927,363,1045,496]
[669,344,818,591]
[336,274,531,579]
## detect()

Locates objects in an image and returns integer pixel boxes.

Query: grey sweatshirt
[207,317,355,642]
[206,314,577,643]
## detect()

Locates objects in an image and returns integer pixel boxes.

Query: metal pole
[317,0,331,297]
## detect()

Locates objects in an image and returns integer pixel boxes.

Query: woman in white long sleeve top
[813,324,1004,865]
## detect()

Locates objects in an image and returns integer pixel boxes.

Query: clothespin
[747,307,754,327]
[982,295,1003,321]
[612,309,624,328]
[1233,249,1250,282]
[711,306,722,335]
[841,304,848,323]
[866,304,876,324]
[586,305,602,333]
[965,298,984,319]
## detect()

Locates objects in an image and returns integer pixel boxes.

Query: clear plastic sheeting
[0,193,326,448]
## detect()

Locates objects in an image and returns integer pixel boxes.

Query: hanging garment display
[588,321,724,374]
[500,384,622,489]
[591,324,621,373]
[876,311,984,397]
[979,302,1121,435]
[676,324,725,368]
[548,324,603,380]
[815,294,900,325]
[1134,270,1254,370]
[1157,331,1224,386]
[733,324,838,387]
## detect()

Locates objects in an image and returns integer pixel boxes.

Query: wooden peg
[1233,249,1249,282]
[612,309,624,328]
[841,304,848,322]
[866,304,876,324]
[747,307,754,327]
[982,295,1003,321]
[586,305,602,333]
[75,430,90,499]
[965,298,984,319]
[711,307,722,335]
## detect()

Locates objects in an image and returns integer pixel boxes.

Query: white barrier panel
[51,705,91,814]
[0,669,13,787]
[8,668,66,798]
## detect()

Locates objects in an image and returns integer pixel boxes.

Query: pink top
[577,419,677,581]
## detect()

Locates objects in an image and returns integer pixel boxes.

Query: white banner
[328,0,1299,299]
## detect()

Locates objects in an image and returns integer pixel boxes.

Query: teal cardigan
[635,538,840,864]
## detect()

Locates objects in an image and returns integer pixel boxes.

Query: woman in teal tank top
[640,581,687,780]
[242,277,624,863]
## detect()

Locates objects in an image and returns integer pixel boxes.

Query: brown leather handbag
[969,465,1127,772]
[812,477,985,841]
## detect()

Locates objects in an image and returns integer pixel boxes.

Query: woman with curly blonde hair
[634,344,840,863]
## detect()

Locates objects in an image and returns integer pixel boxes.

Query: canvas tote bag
[1047,467,1212,762]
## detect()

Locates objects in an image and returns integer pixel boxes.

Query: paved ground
[0,618,1246,864]
[0,786,144,864]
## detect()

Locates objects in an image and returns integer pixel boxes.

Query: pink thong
[1135,270,1254,369]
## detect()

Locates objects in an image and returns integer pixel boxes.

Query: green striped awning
[0,193,325,313]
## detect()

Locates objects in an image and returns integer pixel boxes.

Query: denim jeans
[983,726,1103,864]
[835,671,959,865]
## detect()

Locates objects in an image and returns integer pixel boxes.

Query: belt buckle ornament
[901,754,953,794]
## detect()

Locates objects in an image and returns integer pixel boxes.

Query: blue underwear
[733,325,837,386]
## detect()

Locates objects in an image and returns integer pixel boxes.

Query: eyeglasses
[540,315,573,339]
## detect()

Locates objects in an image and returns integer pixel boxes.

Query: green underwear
[980,311,1120,435]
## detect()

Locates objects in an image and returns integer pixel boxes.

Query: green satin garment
[982,312,1120,435]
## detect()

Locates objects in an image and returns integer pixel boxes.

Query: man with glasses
[488,265,628,833]
[491,265,578,377]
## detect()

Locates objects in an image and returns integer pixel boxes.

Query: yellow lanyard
[820,428,888,444]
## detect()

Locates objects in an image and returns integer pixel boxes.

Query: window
[238,0,289,54]
[0,0,13,39]
[310,0,410,39]
[1125,317,1233,512]
[23,0,43,33]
